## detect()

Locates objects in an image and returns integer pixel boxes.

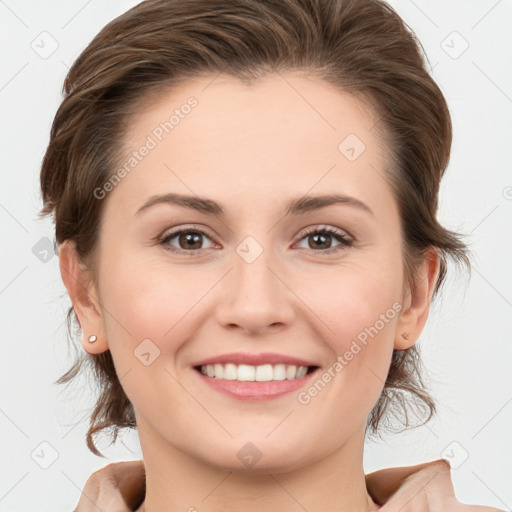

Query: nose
[215,241,296,336]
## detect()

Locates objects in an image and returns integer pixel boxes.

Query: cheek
[97,249,223,387]
[296,254,402,406]
[96,262,206,419]
[100,261,201,348]
[304,251,402,345]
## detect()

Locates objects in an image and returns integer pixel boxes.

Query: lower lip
[195,369,318,401]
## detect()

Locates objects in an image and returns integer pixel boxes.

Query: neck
[135,419,380,512]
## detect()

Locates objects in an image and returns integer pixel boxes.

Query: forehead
[132,71,380,142]
[107,72,394,217]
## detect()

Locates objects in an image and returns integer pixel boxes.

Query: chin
[192,437,317,475]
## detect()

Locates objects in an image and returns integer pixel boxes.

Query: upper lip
[192,352,319,368]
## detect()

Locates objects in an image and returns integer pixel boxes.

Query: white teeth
[273,364,286,380]
[199,363,311,381]
[296,366,308,378]
[237,364,255,381]
[286,365,297,380]
[224,363,237,380]
[214,364,224,379]
[255,364,273,381]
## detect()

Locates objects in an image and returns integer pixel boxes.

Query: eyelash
[157,225,354,256]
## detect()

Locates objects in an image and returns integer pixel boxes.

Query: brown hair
[40,0,470,457]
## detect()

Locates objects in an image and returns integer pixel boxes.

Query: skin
[61,71,442,512]
[74,458,504,512]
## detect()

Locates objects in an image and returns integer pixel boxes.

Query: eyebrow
[135,192,374,217]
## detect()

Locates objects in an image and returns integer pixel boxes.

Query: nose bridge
[216,233,294,332]
[233,233,279,302]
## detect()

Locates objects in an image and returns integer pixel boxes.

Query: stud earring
[88,335,97,343]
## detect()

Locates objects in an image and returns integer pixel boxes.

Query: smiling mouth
[194,363,319,381]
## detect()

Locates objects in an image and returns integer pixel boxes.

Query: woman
[38,0,504,510]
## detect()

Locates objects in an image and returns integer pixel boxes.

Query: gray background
[1,0,511,510]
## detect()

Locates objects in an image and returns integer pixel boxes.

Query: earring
[401,332,409,341]
[88,335,97,343]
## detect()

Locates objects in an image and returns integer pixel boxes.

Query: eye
[158,226,216,254]
[294,225,353,254]
[157,224,353,256]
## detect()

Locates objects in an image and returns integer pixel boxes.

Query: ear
[394,247,440,350]
[58,240,109,354]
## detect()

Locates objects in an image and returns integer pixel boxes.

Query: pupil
[312,233,330,249]
[182,232,201,249]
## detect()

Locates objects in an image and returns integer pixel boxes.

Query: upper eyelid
[160,225,216,241]
[296,224,352,240]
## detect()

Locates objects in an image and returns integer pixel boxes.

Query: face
[86,72,410,472]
